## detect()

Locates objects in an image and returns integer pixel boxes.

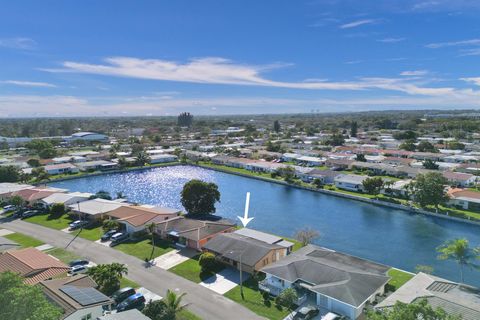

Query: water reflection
[49,165,480,286]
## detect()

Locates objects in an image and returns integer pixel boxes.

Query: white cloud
[2,92,480,117]
[426,38,480,49]
[1,80,57,88]
[339,19,379,29]
[461,77,480,86]
[378,37,405,43]
[459,48,480,56]
[41,56,453,96]
[0,37,36,49]
[400,70,429,76]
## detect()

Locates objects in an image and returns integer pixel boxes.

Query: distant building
[67,132,108,143]
[334,174,368,192]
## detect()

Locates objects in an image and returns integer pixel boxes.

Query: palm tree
[147,222,156,261]
[437,238,480,283]
[87,263,128,295]
[162,290,187,318]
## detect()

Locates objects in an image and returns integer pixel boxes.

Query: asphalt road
[0,219,265,320]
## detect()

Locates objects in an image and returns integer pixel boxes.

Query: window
[81,314,92,320]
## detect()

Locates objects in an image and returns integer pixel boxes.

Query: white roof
[0,183,34,195]
[68,198,127,215]
[42,192,93,205]
[234,228,282,244]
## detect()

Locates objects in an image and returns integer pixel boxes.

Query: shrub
[198,252,217,272]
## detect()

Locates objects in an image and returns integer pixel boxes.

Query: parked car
[116,293,145,312]
[293,306,320,320]
[69,220,88,230]
[110,232,128,243]
[68,265,88,275]
[21,210,40,218]
[2,205,17,212]
[112,287,136,304]
[68,259,89,267]
[321,312,346,320]
[101,229,118,242]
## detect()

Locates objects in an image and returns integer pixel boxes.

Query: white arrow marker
[238,192,254,227]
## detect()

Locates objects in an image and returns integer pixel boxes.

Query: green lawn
[4,232,44,248]
[119,277,141,289]
[224,277,290,320]
[113,236,175,261]
[387,268,414,291]
[76,223,104,241]
[282,237,302,252]
[24,213,73,230]
[45,247,81,263]
[169,255,225,283]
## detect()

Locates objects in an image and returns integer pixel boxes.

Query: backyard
[387,268,415,291]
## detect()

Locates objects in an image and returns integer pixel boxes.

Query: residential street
[0,219,264,320]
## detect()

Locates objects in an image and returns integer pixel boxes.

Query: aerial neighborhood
[1,111,480,320]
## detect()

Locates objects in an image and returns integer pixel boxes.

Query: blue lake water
[48,165,480,286]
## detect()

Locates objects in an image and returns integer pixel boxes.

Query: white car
[69,220,88,230]
[68,265,89,275]
[3,205,17,212]
[321,312,345,320]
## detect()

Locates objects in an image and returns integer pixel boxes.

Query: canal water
[48,165,480,286]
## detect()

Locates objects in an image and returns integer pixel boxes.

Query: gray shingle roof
[203,233,283,267]
[261,245,390,307]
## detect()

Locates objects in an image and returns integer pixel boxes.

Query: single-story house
[41,275,114,320]
[299,169,342,184]
[260,245,390,319]
[381,179,412,197]
[98,309,151,320]
[8,187,67,205]
[155,216,236,250]
[334,174,368,192]
[44,163,80,175]
[375,272,480,320]
[68,198,127,220]
[203,232,290,274]
[106,205,181,234]
[447,188,480,211]
[75,160,118,172]
[40,192,93,208]
[0,182,34,201]
[150,154,178,164]
[0,247,70,285]
[295,156,326,166]
[442,171,477,187]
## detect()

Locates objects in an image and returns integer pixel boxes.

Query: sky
[1,0,480,117]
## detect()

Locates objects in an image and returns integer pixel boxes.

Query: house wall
[316,293,358,319]
[253,248,288,271]
[64,305,105,320]
[335,181,362,191]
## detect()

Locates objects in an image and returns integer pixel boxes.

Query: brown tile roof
[448,188,480,200]
[107,206,180,227]
[11,188,59,202]
[0,248,69,285]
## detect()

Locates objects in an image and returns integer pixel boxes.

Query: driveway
[137,287,162,302]
[154,247,197,270]
[0,219,264,320]
[200,267,250,294]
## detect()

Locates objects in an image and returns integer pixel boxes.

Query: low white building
[44,163,80,175]
[150,154,178,164]
[334,174,368,192]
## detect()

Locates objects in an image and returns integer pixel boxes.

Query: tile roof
[0,247,70,285]
[107,206,180,227]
